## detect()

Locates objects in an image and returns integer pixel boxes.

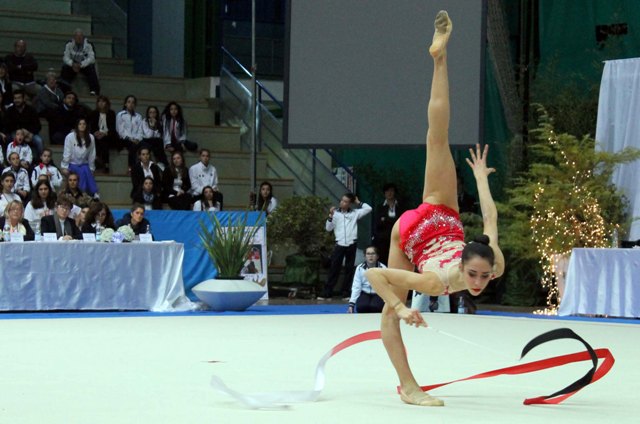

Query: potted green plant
[192,211,266,311]
[267,196,335,295]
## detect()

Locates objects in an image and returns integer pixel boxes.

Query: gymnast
[366,10,505,407]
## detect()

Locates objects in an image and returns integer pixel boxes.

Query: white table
[0,241,193,311]
[558,248,640,318]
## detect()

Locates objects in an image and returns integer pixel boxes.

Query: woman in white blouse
[141,105,168,168]
[193,186,220,212]
[60,118,98,198]
[24,180,56,231]
[0,172,20,212]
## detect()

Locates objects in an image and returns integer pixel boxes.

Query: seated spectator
[0,172,20,211]
[60,29,100,95]
[141,105,168,168]
[2,152,30,203]
[5,90,43,157]
[162,150,192,210]
[40,196,82,240]
[24,180,56,230]
[347,246,386,314]
[49,91,88,145]
[0,62,12,108]
[81,201,115,234]
[6,128,33,169]
[193,186,220,212]
[0,91,8,148]
[31,148,64,192]
[250,181,278,215]
[88,95,118,173]
[115,95,144,170]
[4,40,38,98]
[130,146,162,198]
[60,118,98,198]
[116,203,151,235]
[161,101,197,152]
[34,71,64,118]
[0,200,35,241]
[132,177,162,210]
[189,149,223,209]
[59,171,92,207]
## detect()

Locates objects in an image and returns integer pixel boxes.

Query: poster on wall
[240,226,269,300]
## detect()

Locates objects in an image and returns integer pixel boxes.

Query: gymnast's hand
[395,304,427,328]
[466,143,496,179]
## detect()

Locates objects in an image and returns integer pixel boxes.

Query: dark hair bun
[473,234,491,245]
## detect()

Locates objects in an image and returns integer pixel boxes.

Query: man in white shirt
[319,192,372,300]
[3,152,30,202]
[116,95,144,170]
[189,148,224,209]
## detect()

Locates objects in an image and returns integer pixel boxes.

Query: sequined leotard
[399,203,465,294]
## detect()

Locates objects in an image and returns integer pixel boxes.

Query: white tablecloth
[0,241,193,311]
[558,248,640,318]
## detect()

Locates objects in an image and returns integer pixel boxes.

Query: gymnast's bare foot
[400,388,445,407]
[429,10,452,58]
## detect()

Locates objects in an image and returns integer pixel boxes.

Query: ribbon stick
[212,328,614,409]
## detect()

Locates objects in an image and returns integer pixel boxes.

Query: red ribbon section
[329,328,614,405]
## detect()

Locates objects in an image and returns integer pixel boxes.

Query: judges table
[559,248,640,318]
[0,241,192,311]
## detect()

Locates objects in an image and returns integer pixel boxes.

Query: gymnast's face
[460,256,494,296]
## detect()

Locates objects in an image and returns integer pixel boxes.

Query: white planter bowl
[192,279,266,312]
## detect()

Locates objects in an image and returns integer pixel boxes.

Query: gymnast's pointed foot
[429,10,452,58]
[400,388,445,407]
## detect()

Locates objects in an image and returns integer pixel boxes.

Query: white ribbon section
[211,349,332,409]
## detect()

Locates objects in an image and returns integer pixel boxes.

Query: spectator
[193,186,220,212]
[2,152,30,203]
[132,176,162,210]
[6,128,33,169]
[4,40,38,98]
[162,150,192,210]
[373,183,405,265]
[130,146,162,198]
[81,201,115,233]
[161,101,197,152]
[40,196,82,240]
[347,246,386,314]
[0,91,8,147]
[141,105,168,168]
[0,171,20,211]
[49,91,88,145]
[60,28,100,95]
[31,148,64,192]
[60,118,98,198]
[88,95,118,173]
[34,71,64,118]
[189,149,223,209]
[59,171,92,208]
[24,180,56,230]
[115,94,144,170]
[5,90,43,157]
[116,203,151,236]
[0,200,35,241]
[0,62,12,107]
[319,193,372,300]
[250,181,278,215]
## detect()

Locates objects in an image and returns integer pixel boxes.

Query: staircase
[0,0,295,209]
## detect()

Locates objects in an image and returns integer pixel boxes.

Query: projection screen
[284,0,486,147]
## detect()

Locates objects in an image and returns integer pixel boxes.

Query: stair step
[0,0,71,15]
[0,9,91,36]
[0,29,113,58]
